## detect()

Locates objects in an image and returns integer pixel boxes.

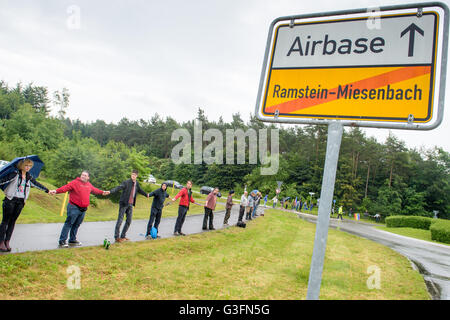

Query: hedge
[430,220,450,244]
[385,216,433,230]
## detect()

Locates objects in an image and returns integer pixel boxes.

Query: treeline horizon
[0,81,448,219]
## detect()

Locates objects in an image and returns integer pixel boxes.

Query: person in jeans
[50,171,109,248]
[172,180,196,236]
[109,170,149,243]
[253,192,261,218]
[223,190,234,225]
[145,182,169,239]
[238,191,248,223]
[0,158,49,252]
[272,195,278,208]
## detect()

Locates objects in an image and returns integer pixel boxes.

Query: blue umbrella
[0,155,44,191]
[251,189,259,195]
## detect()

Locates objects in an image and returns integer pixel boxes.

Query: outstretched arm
[109,181,126,194]
[29,177,49,193]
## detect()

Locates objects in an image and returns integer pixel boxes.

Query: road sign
[255,3,449,129]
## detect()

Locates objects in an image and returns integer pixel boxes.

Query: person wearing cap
[223,190,234,226]
[145,182,169,239]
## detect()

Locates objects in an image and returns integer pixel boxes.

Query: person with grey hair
[246,191,255,220]
[238,191,248,223]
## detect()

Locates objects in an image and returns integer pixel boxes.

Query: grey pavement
[294,210,450,300]
[3,205,250,254]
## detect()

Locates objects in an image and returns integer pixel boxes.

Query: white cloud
[0,0,448,152]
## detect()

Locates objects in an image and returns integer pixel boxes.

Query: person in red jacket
[49,171,109,248]
[171,180,197,236]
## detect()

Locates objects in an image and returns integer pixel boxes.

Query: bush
[430,220,450,244]
[385,216,433,230]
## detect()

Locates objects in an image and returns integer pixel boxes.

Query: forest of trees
[0,81,449,219]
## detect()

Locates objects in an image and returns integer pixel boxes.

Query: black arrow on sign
[400,23,425,57]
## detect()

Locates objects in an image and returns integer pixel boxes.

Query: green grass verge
[0,210,429,300]
[375,226,449,246]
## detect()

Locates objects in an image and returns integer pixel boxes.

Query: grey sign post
[254,2,448,300]
[306,122,343,300]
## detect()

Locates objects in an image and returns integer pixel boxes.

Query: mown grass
[376,226,449,246]
[16,179,224,224]
[0,210,429,300]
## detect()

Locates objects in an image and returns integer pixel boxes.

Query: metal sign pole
[306,121,344,300]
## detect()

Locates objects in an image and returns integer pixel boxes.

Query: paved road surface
[4,205,247,254]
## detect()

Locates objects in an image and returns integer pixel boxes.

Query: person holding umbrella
[49,171,109,248]
[0,157,49,252]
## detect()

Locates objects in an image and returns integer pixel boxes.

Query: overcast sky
[1,0,449,152]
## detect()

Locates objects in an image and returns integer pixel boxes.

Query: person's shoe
[223,223,229,226]
[5,241,11,252]
[179,232,186,236]
[174,232,180,236]
[115,238,124,243]
[145,235,152,240]
[58,241,69,248]
[69,240,82,247]
[209,227,215,230]
[202,227,208,230]
[122,237,130,241]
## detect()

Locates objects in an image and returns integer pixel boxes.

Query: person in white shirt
[238,191,248,222]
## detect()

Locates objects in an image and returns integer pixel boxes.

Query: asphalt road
[3,205,246,254]
[295,210,450,300]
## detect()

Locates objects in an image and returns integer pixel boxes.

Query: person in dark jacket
[145,182,169,239]
[109,170,148,242]
[223,190,234,225]
[0,159,49,252]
